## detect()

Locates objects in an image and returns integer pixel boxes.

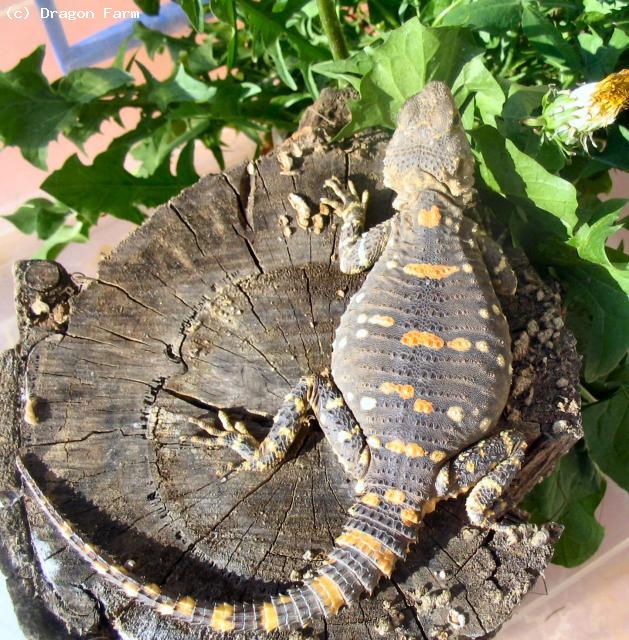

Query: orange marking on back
[261,602,279,632]
[368,314,395,327]
[379,382,415,400]
[430,450,447,463]
[361,492,381,508]
[404,442,427,458]
[403,263,460,280]
[122,581,141,597]
[447,338,472,352]
[211,603,236,632]
[157,601,175,616]
[143,583,161,598]
[401,330,444,349]
[413,399,433,414]
[336,529,397,576]
[417,205,441,228]
[175,596,196,618]
[384,439,406,454]
[401,508,420,525]
[384,488,406,505]
[311,575,346,614]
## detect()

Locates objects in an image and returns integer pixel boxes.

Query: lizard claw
[322,177,369,221]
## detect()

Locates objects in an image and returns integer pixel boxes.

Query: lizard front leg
[435,429,527,528]
[189,375,369,479]
[321,177,391,274]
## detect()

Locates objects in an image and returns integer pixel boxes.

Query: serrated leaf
[559,264,629,382]
[452,56,505,125]
[132,22,193,60]
[583,388,629,491]
[4,197,71,239]
[311,51,373,89]
[177,0,206,32]
[148,65,217,110]
[440,0,523,31]
[474,125,578,232]
[33,221,89,261]
[522,4,581,72]
[0,46,76,169]
[42,145,198,224]
[56,68,133,104]
[568,201,629,293]
[131,117,210,177]
[342,19,481,135]
[522,442,606,568]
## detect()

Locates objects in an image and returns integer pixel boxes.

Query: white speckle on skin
[346,391,354,401]
[357,313,367,324]
[480,418,492,431]
[462,263,473,273]
[479,308,490,319]
[475,340,489,353]
[496,354,506,367]
[492,304,501,315]
[386,260,398,270]
[354,292,365,304]
[338,336,347,349]
[447,406,464,422]
[356,329,369,338]
[360,396,377,411]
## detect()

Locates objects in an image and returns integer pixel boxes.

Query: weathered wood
[0,89,582,640]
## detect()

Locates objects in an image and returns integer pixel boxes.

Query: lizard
[17,81,527,635]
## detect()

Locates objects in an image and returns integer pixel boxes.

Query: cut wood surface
[0,89,583,640]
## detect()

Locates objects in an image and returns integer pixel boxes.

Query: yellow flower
[530,69,629,152]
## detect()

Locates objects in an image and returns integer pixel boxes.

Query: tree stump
[0,90,583,640]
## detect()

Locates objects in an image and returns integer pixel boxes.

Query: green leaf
[440,0,523,31]
[559,264,629,382]
[148,65,217,110]
[342,19,481,135]
[33,221,89,261]
[591,126,629,171]
[452,56,505,125]
[133,0,160,14]
[521,4,581,72]
[0,46,76,169]
[568,201,629,293]
[311,51,374,89]
[177,0,206,32]
[56,68,134,104]
[473,125,578,232]
[41,145,198,225]
[583,388,629,491]
[3,197,71,239]
[522,442,606,568]
[269,39,298,90]
[132,22,194,61]
[131,117,210,177]
[578,28,629,80]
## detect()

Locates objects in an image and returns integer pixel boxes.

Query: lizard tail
[17,456,421,632]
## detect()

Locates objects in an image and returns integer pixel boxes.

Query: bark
[0,89,582,640]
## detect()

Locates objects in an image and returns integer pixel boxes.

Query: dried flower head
[527,69,629,153]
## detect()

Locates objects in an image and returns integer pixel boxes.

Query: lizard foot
[183,410,260,473]
[321,177,369,222]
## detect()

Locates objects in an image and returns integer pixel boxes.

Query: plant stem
[317,0,349,60]
[579,384,598,405]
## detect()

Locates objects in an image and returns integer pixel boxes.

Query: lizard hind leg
[435,429,527,529]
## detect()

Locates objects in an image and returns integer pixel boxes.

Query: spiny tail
[17,458,422,633]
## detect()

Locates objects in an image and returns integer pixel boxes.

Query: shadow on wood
[0,89,582,639]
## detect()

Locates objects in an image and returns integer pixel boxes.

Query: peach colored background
[0,2,627,639]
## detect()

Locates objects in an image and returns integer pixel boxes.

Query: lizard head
[383,81,476,209]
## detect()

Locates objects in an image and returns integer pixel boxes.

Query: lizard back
[331,190,512,498]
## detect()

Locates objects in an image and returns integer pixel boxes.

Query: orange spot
[430,450,447,463]
[401,330,444,349]
[211,603,236,632]
[310,575,346,614]
[401,508,420,525]
[384,489,406,505]
[405,442,427,458]
[421,497,439,516]
[157,601,175,616]
[403,263,460,280]
[336,529,397,576]
[385,439,406,454]
[261,602,279,632]
[417,205,441,227]
[143,583,161,598]
[447,338,471,352]
[122,581,141,597]
[175,596,196,618]
[413,399,433,414]
[379,382,415,400]
[369,314,395,327]
[361,492,381,508]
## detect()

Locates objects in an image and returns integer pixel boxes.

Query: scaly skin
[17,82,526,634]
